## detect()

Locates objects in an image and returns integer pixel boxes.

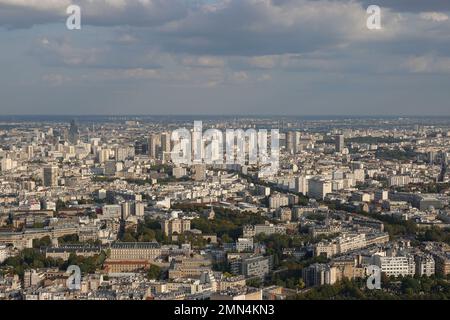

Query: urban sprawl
[0,116,450,300]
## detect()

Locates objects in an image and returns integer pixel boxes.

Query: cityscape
[1,0,450,306]
[0,115,450,300]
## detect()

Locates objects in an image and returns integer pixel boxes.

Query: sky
[0,0,450,116]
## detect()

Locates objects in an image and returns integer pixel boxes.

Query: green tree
[147,264,162,280]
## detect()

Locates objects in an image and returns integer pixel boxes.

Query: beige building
[109,242,162,261]
[162,218,191,237]
[168,255,212,280]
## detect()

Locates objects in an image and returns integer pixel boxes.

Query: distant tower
[27,145,34,160]
[161,132,172,162]
[207,197,215,220]
[43,165,58,187]
[68,120,79,144]
[335,134,345,153]
[148,133,160,158]
[286,131,295,154]
[438,159,447,182]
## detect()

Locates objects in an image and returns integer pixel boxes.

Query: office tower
[133,202,145,216]
[148,133,160,158]
[134,140,148,155]
[295,176,308,195]
[161,132,172,162]
[269,194,289,209]
[115,147,128,161]
[429,151,436,165]
[68,120,79,144]
[286,131,295,154]
[43,165,58,187]
[121,202,131,220]
[294,131,301,153]
[27,145,34,160]
[0,158,13,172]
[438,160,447,182]
[335,134,345,153]
[98,149,110,163]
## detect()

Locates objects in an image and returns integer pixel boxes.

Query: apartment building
[302,263,337,287]
[373,254,415,277]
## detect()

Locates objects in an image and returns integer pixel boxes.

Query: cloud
[42,73,72,86]
[0,0,189,28]
[356,0,450,13]
[404,54,450,73]
[31,37,106,67]
[420,12,449,22]
[181,56,226,68]
[153,0,375,56]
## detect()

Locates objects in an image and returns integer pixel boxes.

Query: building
[173,166,187,179]
[168,256,212,279]
[0,245,8,263]
[415,253,435,276]
[217,275,246,291]
[331,256,366,281]
[133,202,145,217]
[302,263,337,287]
[98,149,110,163]
[308,178,332,200]
[236,238,254,253]
[335,134,345,153]
[43,165,58,187]
[148,133,160,158]
[45,246,101,261]
[388,176,411,187]
[104,160,117,176]
[192,164,206,181]
[294,176,308,195]
[210,288,262,300]
[433,252,450,276]
[68,120,79,144]
[268,194,289,209]
[374,190,389,202]
[24,270,44,288]
[109,242,162,261]
[0,157,15,172]
[373,254,415,277]
[314,233,368,258]
[277,207,292,222]
[162,218,191,237]
[161,132,172,162]
[241,255,272,279]
[102,205,122,219]
[121,202,132,220]
[27,145,34,160]
[243,222,286,237]
[286,131,295,154]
